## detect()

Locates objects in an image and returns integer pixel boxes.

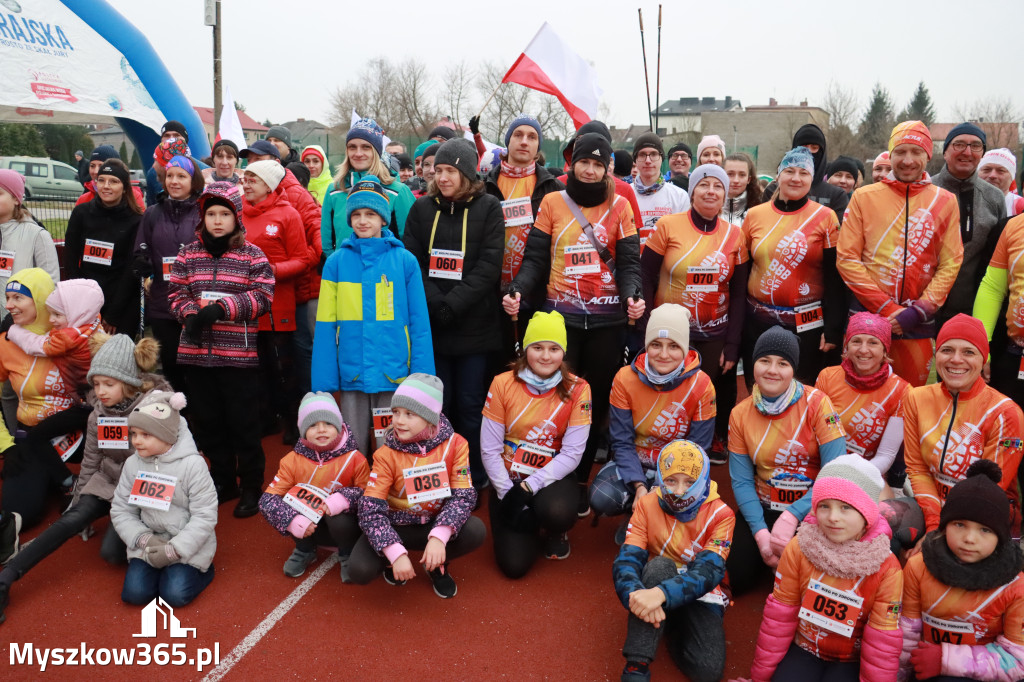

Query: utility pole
[205,0,222,137]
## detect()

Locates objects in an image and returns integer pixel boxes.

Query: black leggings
[257,330,298,428]
[725,505,782,595]
[565,324,625,482]
[149,318,186,392]
[293,512,361,555]
[773,643,859,681]
[347,517,487,585]
[692,337,738,439]
[488,476,578,579]
[0,493,126,587]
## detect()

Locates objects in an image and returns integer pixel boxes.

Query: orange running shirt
[814,366,910,460]
[497,173,538,286]
[645,213,747,337]
[987,215,1024,343]
[365,434,473,516]
[265,449,370,496]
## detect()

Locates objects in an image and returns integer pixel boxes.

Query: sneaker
[614,518,629,546]
[233,488,260,518]
[428,566,457,599]
[544,532,571,560]
[59,475,78,512]
[577,483,591,518]
[621,661,651,682]
[0,511,21,564]
[282,548,316,578]
[382,566,406,586]
[338,554,351,584]
[708,435,728,465]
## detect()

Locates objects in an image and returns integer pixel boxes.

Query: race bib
[162,257,176,282]
[501,197,533,227]
[798,580,863,638]
[510,442,556,476]
[97,417,129,449]
[403,461,451,505]
[677,565,731,606]
[50,431,83,462]
[923,613,977,645]
[428,249,464,281]
[283,483,328,524]
[563,244,600,276]
[685,266,720,293]
[200,291,228,308]
[128,470,177,511]
[1018,356,1024,381]
[847,442,866,456]
[766,477,812,511]
[935,470,962,500]
[83,239,115,266]
[372,407,392,439]
[0,250,15,278]
[794,301,824,333]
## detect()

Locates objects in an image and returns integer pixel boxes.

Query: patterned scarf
[500,160,535,179]
[752,381,803,416]
[632,174,665,196]
[841,358,891,392]
[385,413,455,455]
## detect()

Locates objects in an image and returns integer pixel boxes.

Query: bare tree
[951,97,1023,151]
[821,80,860,130]
[440,60,475,131]
[476,61,532,143]
[394,58,440,138]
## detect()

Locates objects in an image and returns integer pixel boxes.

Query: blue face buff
[518,366,562,392]
[656,442,711,522]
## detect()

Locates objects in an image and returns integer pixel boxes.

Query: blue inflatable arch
[60,0,211,169]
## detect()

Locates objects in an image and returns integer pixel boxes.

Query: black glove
[131,255,153,279]
[469,115,480,135]
[0,444,24,479]
[195,302,226,328]
[498,483,533,527]
[0,314,13,337]
[432,303,456,328]
[184,314,204,344]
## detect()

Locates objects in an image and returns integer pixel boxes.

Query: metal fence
[24,198,74,242]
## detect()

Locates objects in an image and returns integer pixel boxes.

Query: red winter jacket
[242,188,312,331]
[278,169,322,302]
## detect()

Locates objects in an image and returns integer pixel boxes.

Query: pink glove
[770,511,800,558]
[288,514,312,539]
[324,492,348,516]
[910,641,942,680]
[754,528,778,566]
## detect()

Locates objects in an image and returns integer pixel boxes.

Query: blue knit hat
[347,118,384,156]
[504,114,543,148]
[779,146,816,174]
[943,122,987,153]
[346,174,390,226]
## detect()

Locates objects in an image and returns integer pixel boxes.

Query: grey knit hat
[128,391,186,445]
[298,392,344,436]
[433,138,478,181]
[391,373,444,426]
[265,125,292,148]
[87,334,143,387]
[753,325,800,369]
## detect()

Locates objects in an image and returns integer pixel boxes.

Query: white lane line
[201,553,339,682]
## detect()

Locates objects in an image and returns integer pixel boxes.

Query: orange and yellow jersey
[624,482,735,605]
[265,449,370,496]
[644,212,747,338]
[482,370,592,477]
[743,199,838,324]
[986,215,1024,343]
[610,351,716,469]
[531,190,637,317]
[903,552,1024,647]
[814,365,910,460]
[838,178,962,318]
[774,541,903,662]
[904,380,1024,531]
[728,386,846,508]
[497,173,538,286]
[0,337,76,451]
[364,434,473,516]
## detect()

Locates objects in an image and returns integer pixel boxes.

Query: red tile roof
[193,106,268,132]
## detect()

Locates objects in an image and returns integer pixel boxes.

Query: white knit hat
[979,148,1017,177]
[244,159,285,192]
[645,303,691,355]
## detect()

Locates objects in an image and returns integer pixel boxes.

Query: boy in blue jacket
[312,175,433,457]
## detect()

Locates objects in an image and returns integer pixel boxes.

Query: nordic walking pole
[655,4,662,135]
[638,8,653,131]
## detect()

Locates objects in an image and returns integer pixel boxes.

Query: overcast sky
[106,0,1024,132]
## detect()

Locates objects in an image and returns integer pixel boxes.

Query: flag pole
[654,4,662,135]
[638,8,653,131]
[477,81,504,119]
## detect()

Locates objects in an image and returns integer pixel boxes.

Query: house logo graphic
[133,597,196,638]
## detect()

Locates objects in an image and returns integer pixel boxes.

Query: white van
[0,156,84,201]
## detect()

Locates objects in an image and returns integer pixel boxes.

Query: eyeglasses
[669,153,690,162]
[949,141,984,154]
[636,151,661,161]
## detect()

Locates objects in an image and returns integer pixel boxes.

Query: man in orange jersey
[838,121,963,386]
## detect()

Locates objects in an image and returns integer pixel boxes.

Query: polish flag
[502,22,603,129]
[216,84,246,147]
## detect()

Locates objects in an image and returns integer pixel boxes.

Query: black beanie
[395,153,414,170]
[828,156,859,180]
[570,132,611,169]
[612,149,633,177]
[96,159,131,187]
[668,142,692,159]
[792,123,827,183]
[428,126,457,141]
[422,143,440,161]
[752,325,800,369]
[632,132,664,158]
[161,120,189,143]
[562,120,612,163]
[286,161,310,188]
[940,460,1011,544]
[943,122,987,153]
[433,138,478,180]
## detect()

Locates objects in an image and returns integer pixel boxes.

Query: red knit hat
[936,313,989,358]
[844,312,892,353]
[301,146,325,164]
[889,120,933,159]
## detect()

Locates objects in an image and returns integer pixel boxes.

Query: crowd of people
[0,110,1023,681]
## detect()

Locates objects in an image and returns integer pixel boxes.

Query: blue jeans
[122,559,215,608]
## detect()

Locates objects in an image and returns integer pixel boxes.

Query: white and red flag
[216,84,245,147]
[502,22,602,129]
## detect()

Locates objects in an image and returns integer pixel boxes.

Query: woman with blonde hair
[321,118,415,255]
